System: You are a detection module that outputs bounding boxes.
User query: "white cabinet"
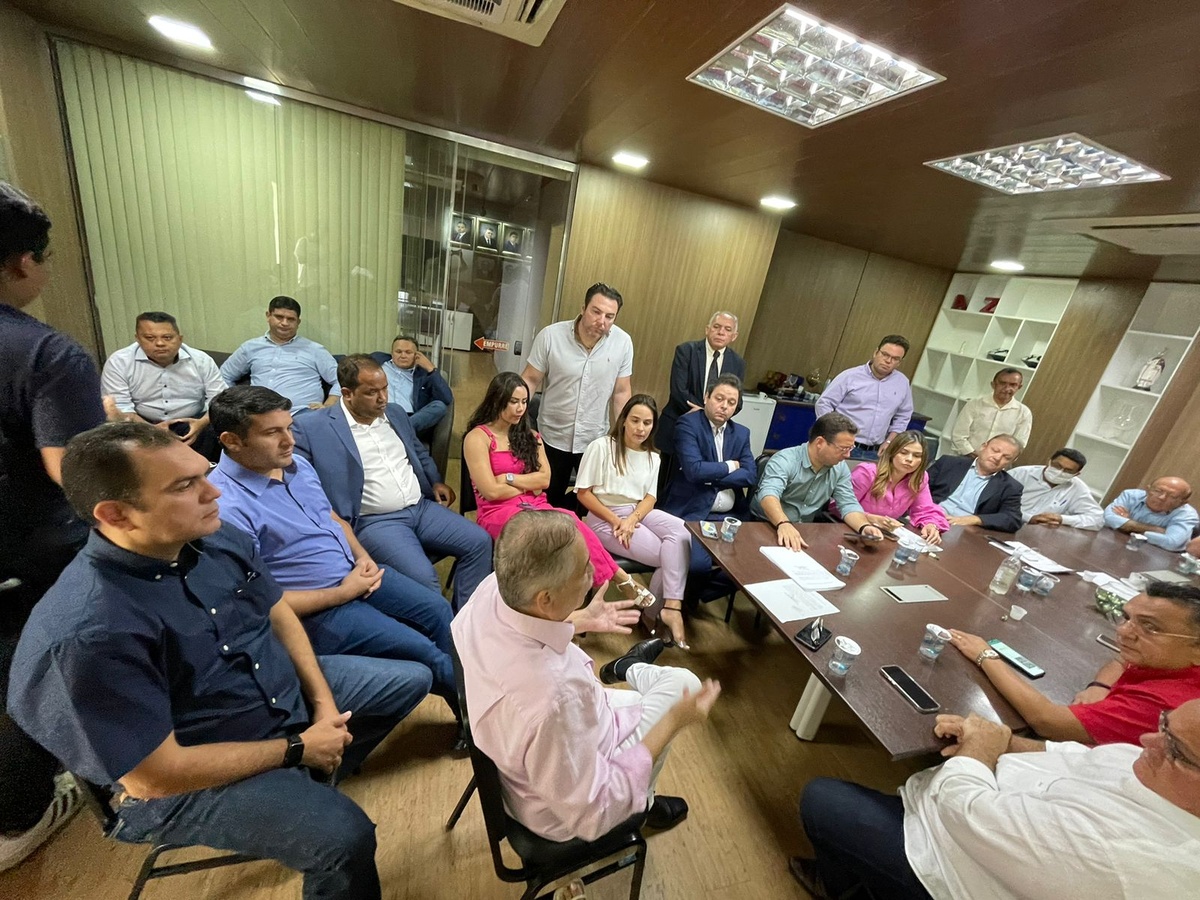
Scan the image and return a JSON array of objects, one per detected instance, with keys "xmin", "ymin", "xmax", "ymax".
[{"xmin": 912, "ymin": 273, "xmax": 1078, "ymax": 454}]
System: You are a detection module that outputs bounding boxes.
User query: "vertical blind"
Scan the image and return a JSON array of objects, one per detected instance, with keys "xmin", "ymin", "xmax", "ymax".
[{"xmin": 56, "ymin": 42, "xmax": 405, "ymax": 356}]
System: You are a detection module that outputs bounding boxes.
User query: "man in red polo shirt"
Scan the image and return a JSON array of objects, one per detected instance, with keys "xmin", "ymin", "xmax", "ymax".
[{"xmin": 948, "ymin": 581, "xmax": 1200, "ymax": 744}]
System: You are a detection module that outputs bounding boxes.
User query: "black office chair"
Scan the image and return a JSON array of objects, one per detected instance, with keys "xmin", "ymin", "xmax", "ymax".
[
  {"xmin": 444, "ymin": 648, "xmax": 648, "ymax": 899},
  {"xmin": 79, "ymin": 780, "xmax": 261, "ymax": 900}
]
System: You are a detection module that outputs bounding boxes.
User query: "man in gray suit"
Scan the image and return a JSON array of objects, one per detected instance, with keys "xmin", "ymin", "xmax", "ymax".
[{"xmin": 658, "ymin": 312, "xmax": 746, "ymax": 495}]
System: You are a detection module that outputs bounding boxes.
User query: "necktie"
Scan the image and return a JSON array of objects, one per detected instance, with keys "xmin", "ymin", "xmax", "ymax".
[{"xmin": 707, "ymin": 350, "xmax": 720, "ymax": 392}]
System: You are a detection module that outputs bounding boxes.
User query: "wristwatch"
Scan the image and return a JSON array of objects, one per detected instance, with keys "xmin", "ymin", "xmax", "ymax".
[
  {"xmin": 975, "ymin": 648, "xmax": 1000, "ymax": 668},
  {"xmin": 505, "ymin": 473, "xmax": 515, "ymax": 485},
  {"xmin": 282, "ymin": 733, "xmax": 305, "ymax": 768}
]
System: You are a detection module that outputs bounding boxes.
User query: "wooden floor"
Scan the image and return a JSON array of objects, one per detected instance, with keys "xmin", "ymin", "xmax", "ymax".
[{"xmin": 0, "ymin": 357, "xmax": 937, "ymax": 898}]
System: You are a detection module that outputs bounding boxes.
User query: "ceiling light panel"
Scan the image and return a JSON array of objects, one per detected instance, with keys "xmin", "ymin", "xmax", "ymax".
[
  {"xmin": 688, "ymin": 5, "xmax": 944, "ymax": 129},
  {"xmin": 926, "ymin": 133, "xmax": 1168, "ymax": 195},
  {"xmin": 148, "ymin": 16, "xmax": 213, "ymax": 50}
]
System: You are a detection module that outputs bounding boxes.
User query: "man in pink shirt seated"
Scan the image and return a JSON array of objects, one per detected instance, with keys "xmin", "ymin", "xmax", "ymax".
[
  {"xmin": 452, "ymin": 510, "xmax": 721, "ymax": 842},
  {"xmin": 948, "ymin": 581, "xmax": 1200, "ymax": 744}
]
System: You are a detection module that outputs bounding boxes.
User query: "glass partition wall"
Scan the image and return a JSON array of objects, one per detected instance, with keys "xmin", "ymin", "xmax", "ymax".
[{"xmin": 54, "ymin": 39, "xmax": 572, "ymax": 463}]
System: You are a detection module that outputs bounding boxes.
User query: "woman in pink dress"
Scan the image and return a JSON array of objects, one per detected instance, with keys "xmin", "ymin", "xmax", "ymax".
[
  {"xmin": 463, "ymin": 372, "xmax": 655, "ymax": 605},
  {"xmin": 831, "ymin": 430, "xmax": 949, "ymax": 543}
]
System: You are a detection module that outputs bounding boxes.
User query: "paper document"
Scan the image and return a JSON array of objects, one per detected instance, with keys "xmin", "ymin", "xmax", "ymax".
[
  {"xmin": 759, "ymin": 546, "xmax": 846, "ymax": 591},
  {"xmin": 745, "ymin": 579, "xmax": 840, "ymax": 622},
  {"xmin": 989, "ymin": 540, "xmax": 1073, "ymax": 574}
]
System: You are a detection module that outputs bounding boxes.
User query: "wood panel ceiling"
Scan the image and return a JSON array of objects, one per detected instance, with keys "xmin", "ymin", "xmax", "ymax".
[{"xmin": 13, "ymin": 0, "xmax": 1200, "ymax": 279}]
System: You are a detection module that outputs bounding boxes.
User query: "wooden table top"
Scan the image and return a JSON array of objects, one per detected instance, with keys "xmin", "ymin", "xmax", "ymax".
[{"xmin": 688, "ymin": 520, "xmax": 1196, "ymax": 760}]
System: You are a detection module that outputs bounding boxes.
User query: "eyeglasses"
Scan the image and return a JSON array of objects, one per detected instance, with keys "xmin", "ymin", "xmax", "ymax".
[
  {"xmin": 875, "ymin": 350, "xmax": 905, "ymax": 363},
  {"xmin": 1116, "ymin": 609, "xmax": 1200, "ymax": 641},
  {"xmin": 1147, "ymin": 488, "xmax": 1185, "ymax": 500},
  {"xmin": 1159, "ymin": 710, "xmax": 1200, "ymax": 769}
]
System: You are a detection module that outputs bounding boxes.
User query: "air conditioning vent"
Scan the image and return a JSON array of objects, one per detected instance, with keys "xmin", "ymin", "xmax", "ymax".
[
  {"xmin": 395, "ymin": 0, "xmax": 567, "ymax": 45},
  {"xmin": 1046, "ymin": 214, "xmax": 1200, "ymax": 256}
]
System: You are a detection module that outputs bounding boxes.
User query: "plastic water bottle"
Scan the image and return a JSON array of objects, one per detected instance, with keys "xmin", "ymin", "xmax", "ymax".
[{"xmin": 989, "ymin": 550, "xmax": 1024, "ymax": 595}]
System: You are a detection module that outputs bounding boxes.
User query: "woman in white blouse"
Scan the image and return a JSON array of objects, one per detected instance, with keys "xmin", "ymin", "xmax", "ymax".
[{"xmin": 576, "ymin": 394, "xmax": 693, "ymax": 649}]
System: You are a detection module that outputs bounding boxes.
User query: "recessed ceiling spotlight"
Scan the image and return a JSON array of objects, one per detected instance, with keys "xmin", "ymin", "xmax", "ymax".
[
  {"xmin": 989, "ymin": 260, "xmax": 1025, "ymax": 272},
  {"xmin": 148, "ymin": 15, "xmax": 213, "ymax": 50},
  {"xmin": 688, "ymin": 4, "xmax": 944, "ymax": 129},
  {"xmin": 760, "ymin": 195, "xmax": 797, "ymax": 211},
  {"xmin": 243, "ymin": 76, "xmax": 283, "ymax": 96},
  {"xmin": 926, "ymin": 133, "xmax": 1168, "ymax": 195},
  {"xmin": 612, "ymin": 151, "xmax": 649, "ymax": 170},
  {"xmin": 245, "ymin": 90, "xmax": 281, "ymax": 106}
]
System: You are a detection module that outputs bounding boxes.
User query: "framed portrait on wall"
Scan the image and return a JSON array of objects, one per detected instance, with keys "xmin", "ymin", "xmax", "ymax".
[
  {"xmin": 476, "ymin": 219, "xmax": 500, "ymax": 252},
  {"xmin": 450, "ymin": 217, "xmax": 473, "ymax": 245},
  {"xmin": 502, "ymin": 228, "xmax": 523, "ymax": 255}
]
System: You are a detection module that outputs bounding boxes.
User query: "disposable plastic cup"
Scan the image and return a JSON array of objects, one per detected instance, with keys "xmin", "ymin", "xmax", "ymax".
[
  {"xmin": 919, "ymin": 624, "xmax": 951, "ymax": 659},
  {"xmin": 1016, "ymin": 566, "xmax": 1039, "ymax": 592},
  {"xmin": 1009, "ymin": 604, "xmax": 1027, "ymax": 621},
  {"xmin": 835, "ymin": 547, "xmax": 860, "ymax": 577},
  {"xmin": 827, "ymin": 637, "xmax": 861, "ymax": 675},
  {"xmin": 1033, "ymin": 574, "xmax": 1059, "ymax": 597},
  {"xmin": 720, "ymin": 517, "xmax": 742, "ymax": 543}
]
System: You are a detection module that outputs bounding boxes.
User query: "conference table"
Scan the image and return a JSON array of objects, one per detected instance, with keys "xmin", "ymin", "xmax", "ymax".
[{"xmin": 687, "ymin": 520, "xmax": 1194, "ymax": 760}]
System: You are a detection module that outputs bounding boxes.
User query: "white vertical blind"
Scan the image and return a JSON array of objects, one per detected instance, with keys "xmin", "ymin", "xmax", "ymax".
[{"xmin": 57, "ymin": 42, "xmax": 405, "ymax": 356}]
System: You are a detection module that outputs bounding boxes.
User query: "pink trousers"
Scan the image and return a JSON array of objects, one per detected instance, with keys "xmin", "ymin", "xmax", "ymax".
[{"xmin": 585, "ymin": 507, "xmax": 692, "ymax": 600}]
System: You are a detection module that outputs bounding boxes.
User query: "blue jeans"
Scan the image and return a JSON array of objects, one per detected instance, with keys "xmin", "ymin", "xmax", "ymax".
[
  {"xmin": 302, "ymin": 565, "xmax": 456, "ymax": 709},
  {"xmin": 408, "ymin": 400, "xmax": 448, "ymax": 436},
  {"xmin": 357, "ymin": 499, "xmax": 492, "ymax": 611},
  {"xmin": 799, "ymin": 777, "xmax": 931, "ymax": 900},
  {"xmin": 849, "ymin": 444, "xmax": 880, "ymax": 461},
  {"xmin": 112, "ymin": 655, "xmax": 431, "ymax": 900}
]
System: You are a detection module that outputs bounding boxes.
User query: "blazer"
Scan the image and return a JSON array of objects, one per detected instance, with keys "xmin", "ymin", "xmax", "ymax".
[
  {"xmin": 659, "ymin": 340, "xmax": 746, "ymax": 448},
  {"xmin": 661, "ymin": 409, "xmax": 757, "ymax": 520},
  {"xmin": 926, "ymin": 454, "xmax": 1024, "ymax": 533},
  {"xmin": 369, "ymin": 352, "xmax": 453, "ymax": 415},
  {"xmin": 291, "ymin": 402, "xmax": 442, "ymax": 522}
]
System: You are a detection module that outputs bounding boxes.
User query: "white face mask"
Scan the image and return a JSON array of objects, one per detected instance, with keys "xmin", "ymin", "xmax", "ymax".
[{"xmin": 1044, "ymin": 466, "xmax": 1077, "ymax": 485}]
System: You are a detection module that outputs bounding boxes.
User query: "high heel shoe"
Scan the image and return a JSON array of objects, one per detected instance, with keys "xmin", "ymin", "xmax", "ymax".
[
  {"xmin": 616, "ymin": 575, "xmax": 656, "ymax": 609},
  {"xmin": 659, "ymin": 600, "xmax": 690, "ymax": 651}
]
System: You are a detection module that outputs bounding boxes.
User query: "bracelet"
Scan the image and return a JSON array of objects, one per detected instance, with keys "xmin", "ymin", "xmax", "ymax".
[
  {"xmin": 856, "ymin": 523, "xmax": 871, "ymax": 534},
  {"xmin": 775, "ymin": 520, "xmax": 790, "ymax": 530},
  {"xmin": 1086, "ymin": 681, "xmax": 1111, "ymax": 690}
]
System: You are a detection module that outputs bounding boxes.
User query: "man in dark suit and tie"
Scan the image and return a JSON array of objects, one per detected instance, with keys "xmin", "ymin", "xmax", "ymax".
[
  {"xmin": 291, "ymin": 354, "xmax": 492, "ymax": 611},
  {"xmin": 662, "ymin": 374, "xmax": 757, "ymax": 522},
  {"xmin": 927, "ymin": 434, "xmax": 1025, "ymax": 533},
  {"xmin": 658, "ymin": 312, "xmax": 746, "ymax": 495}
]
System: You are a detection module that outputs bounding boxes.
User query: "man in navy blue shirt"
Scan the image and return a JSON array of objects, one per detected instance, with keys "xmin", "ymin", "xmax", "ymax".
[
  {"xmin": 7, "ymin": 423, "xmax": 429, "ymax": 898},
  {"xmin": 207, "ymin": 386, "xmax": 459, "ymax": 729},
  {"xmin": 0, "ymin": 182, "xmax": 105, "ymax": 869}
]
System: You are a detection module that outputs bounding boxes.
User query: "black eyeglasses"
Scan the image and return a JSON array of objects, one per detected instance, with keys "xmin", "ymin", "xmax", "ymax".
[{"xmin": 1159, "ymin": 709, "xmax": 1200, "ymax": 769}]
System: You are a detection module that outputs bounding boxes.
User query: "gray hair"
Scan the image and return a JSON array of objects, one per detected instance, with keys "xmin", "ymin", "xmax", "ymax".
[
  {"xmin": 708, "ymin": 310, "xmax": 739, "ymax": 329},
  {"xmin": 985, "ymin": 433, "xmax": 1023, "ymax": 455},
  {"xmin": 495, "ymin": 511, "xmax": 584, "ymax": 611}
]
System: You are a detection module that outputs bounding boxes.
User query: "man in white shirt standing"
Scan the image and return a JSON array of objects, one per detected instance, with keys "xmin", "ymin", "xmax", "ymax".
[
  {"xmin": 948, "ymin": 367, "xmax": 1032, "ymax": 456},
  {"xmin": 521, "ymin": 283, "xmax": 634, "ymax": 512},
  {"xmin": 101, "ymin": 311, "xmax": 225, "ymax": 459},
  {"xmin": 1010, "ymin": 447, "xmax": 1105, "ymax": 530},
  {"xmin": 791, "ymin": 701, "xmax": 1200, "ymax": 900}
]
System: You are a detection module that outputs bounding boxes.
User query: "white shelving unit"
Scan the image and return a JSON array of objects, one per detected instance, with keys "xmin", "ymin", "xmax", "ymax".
[
  {"xmin": 1066, "ymin": 283, "xmax": 1200, "ymax": 499},
  {"xmin": 913, "ymin": 273, "xmax": 1078, "ymax": 454}
]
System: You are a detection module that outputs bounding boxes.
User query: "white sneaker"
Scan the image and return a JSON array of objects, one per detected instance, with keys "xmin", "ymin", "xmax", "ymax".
[{"xmin": 0, "ymin": 772, "xmax": 83, "ymax": 873}]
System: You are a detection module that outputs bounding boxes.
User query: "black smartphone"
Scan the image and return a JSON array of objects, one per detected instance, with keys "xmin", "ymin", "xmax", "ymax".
[{"xmin": 880, "ymin": 665, "xmax": 940, "ymax": 713}]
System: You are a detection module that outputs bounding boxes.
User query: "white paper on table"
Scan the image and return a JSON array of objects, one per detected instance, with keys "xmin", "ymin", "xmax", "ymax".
[
  {"xmin": 744, "ymin": 579, "xmax": 840, "ymax": 622},
  {"xmin": 988, "ymin": 539, "xmax": 1073, "ymax": 574},
  {"xmin": 759, "ymin": 545, "xmax": 846, "ymax": 591},
  {"xmin": 1080, "ymin": 572, "xmax": 1139, "ymax": 600}
]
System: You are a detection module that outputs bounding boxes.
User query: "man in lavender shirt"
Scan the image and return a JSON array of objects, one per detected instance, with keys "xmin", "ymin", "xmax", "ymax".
[
  {"xmin": 816, "ymin": 335, "xmax": 914, "ymax": 460},
  {"xmin": 452, "ymin": 510, "xmax": 721, "ymax": 843}
]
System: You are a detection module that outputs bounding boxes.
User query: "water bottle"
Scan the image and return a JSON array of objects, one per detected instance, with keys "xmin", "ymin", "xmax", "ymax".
[{"xmin": 989, "ymin": 550, "xmax": 1023, "ymax": 595}]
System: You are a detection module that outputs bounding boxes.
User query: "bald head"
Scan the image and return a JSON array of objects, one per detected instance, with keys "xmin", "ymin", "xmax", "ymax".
[{"xmin": 1146, "ymin": 477, "xmax": 1193, "ymax": 514}]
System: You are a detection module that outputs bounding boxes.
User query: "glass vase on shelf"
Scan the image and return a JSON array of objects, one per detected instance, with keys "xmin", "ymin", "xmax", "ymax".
[
  {"xmin": 1133, "ymin": 349, "xmax": 1167, "ymax": 391},
  {"xmin": 1100, "ymin": 401, "xmax": 1137, "ymax": 442}
]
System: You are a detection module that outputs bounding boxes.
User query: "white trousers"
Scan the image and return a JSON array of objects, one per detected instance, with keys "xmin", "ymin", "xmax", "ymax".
[{"xmin": 606, "ymin": 663, "xmax": 702, "ymax": 801}]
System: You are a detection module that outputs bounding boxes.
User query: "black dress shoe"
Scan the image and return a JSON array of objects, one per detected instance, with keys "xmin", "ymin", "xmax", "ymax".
[
  {"xmin": 598, "ymin": 638, "xmax": 665, "ymax": 684},
  {"xmin": 643, "ymin": 795, "xmax": 688, "ymax": 831},
  {"xmin": 788, "ymin": 856, "xmax": 846, "ymax": 900}
]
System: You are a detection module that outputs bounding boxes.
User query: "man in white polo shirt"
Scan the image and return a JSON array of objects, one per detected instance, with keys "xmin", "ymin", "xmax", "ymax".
[
  {"xmin": 101, "ymin": 310, "xmax": 225, "ymax": 459},
  {"xmin": 521, "ymin": 283, "xmax": 634, "ymax": 512}
]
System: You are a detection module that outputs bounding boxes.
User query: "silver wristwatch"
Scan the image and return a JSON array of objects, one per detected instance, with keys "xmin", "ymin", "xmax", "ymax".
[
  {"xmin": 975, "ymin": 648, "xmax": 1000, "ymax": 668},
  {"xmin": 505, "ymin": 473, "xmax": 515, "ymax": 485}
]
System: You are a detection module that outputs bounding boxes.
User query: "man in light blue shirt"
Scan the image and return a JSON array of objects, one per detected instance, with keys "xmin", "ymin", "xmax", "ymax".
[
  {"xmin": 815, "ymin": 335, "xmax": 914, "ymax": 460},
  {"xmin": 752, "ymin": 412, "xmax": 883, "ymax": 551},
  {"xmin": 381, "ymin": 335, "xmax": 452, "ymax": 438},
  {"xmin": 220, "ymin": 296, "xmax": 339, "ymax": 410},
  {"xmin": 1104, "ymin": 477, "xmax": 1198, "ymax": 551}
]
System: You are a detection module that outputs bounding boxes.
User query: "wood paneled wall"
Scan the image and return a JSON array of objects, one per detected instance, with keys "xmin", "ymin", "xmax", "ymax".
[
  {"xmin": 1113, "ymin": 337, "xmax": 1200, "ymax": 501},
  {"xmin": 0, "ymin": 7, "xmax": 99, "ymax": 354},
  {"xmin": 560, "ymin": 165, "xmax": 779, "ymax": 399},
  {"xmin": 744, "ymin": 229, "xmax": 950, "ymax": 388},
  {"xmin": 1020, "ymin": 279, "xmax": 1147, "ymax": 466}
]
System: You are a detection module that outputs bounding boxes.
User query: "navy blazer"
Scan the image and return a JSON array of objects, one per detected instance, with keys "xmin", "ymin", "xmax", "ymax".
[
  {"xmin": 658, "ymin": 340, "xmax": 747, "ymax": 449},
  {"xmin": 661, "ymin": 409, "xmax": 757, "ymax": 520},
  {"xmin": 291, "ymin": 403, "xmax": 442, "ymax": 522},
  {"xmin": 368, "ymin": 352, "xmax": 453, "ymax": 415},
  {"xmin": 927, "ymin": 454, "xmax": 1024, "ymax": 533}
]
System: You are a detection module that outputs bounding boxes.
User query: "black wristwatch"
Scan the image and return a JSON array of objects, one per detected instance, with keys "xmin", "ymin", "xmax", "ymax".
[{"xmin": 282, "ymin": 733, "xmax": 305, "ymax": 768}]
